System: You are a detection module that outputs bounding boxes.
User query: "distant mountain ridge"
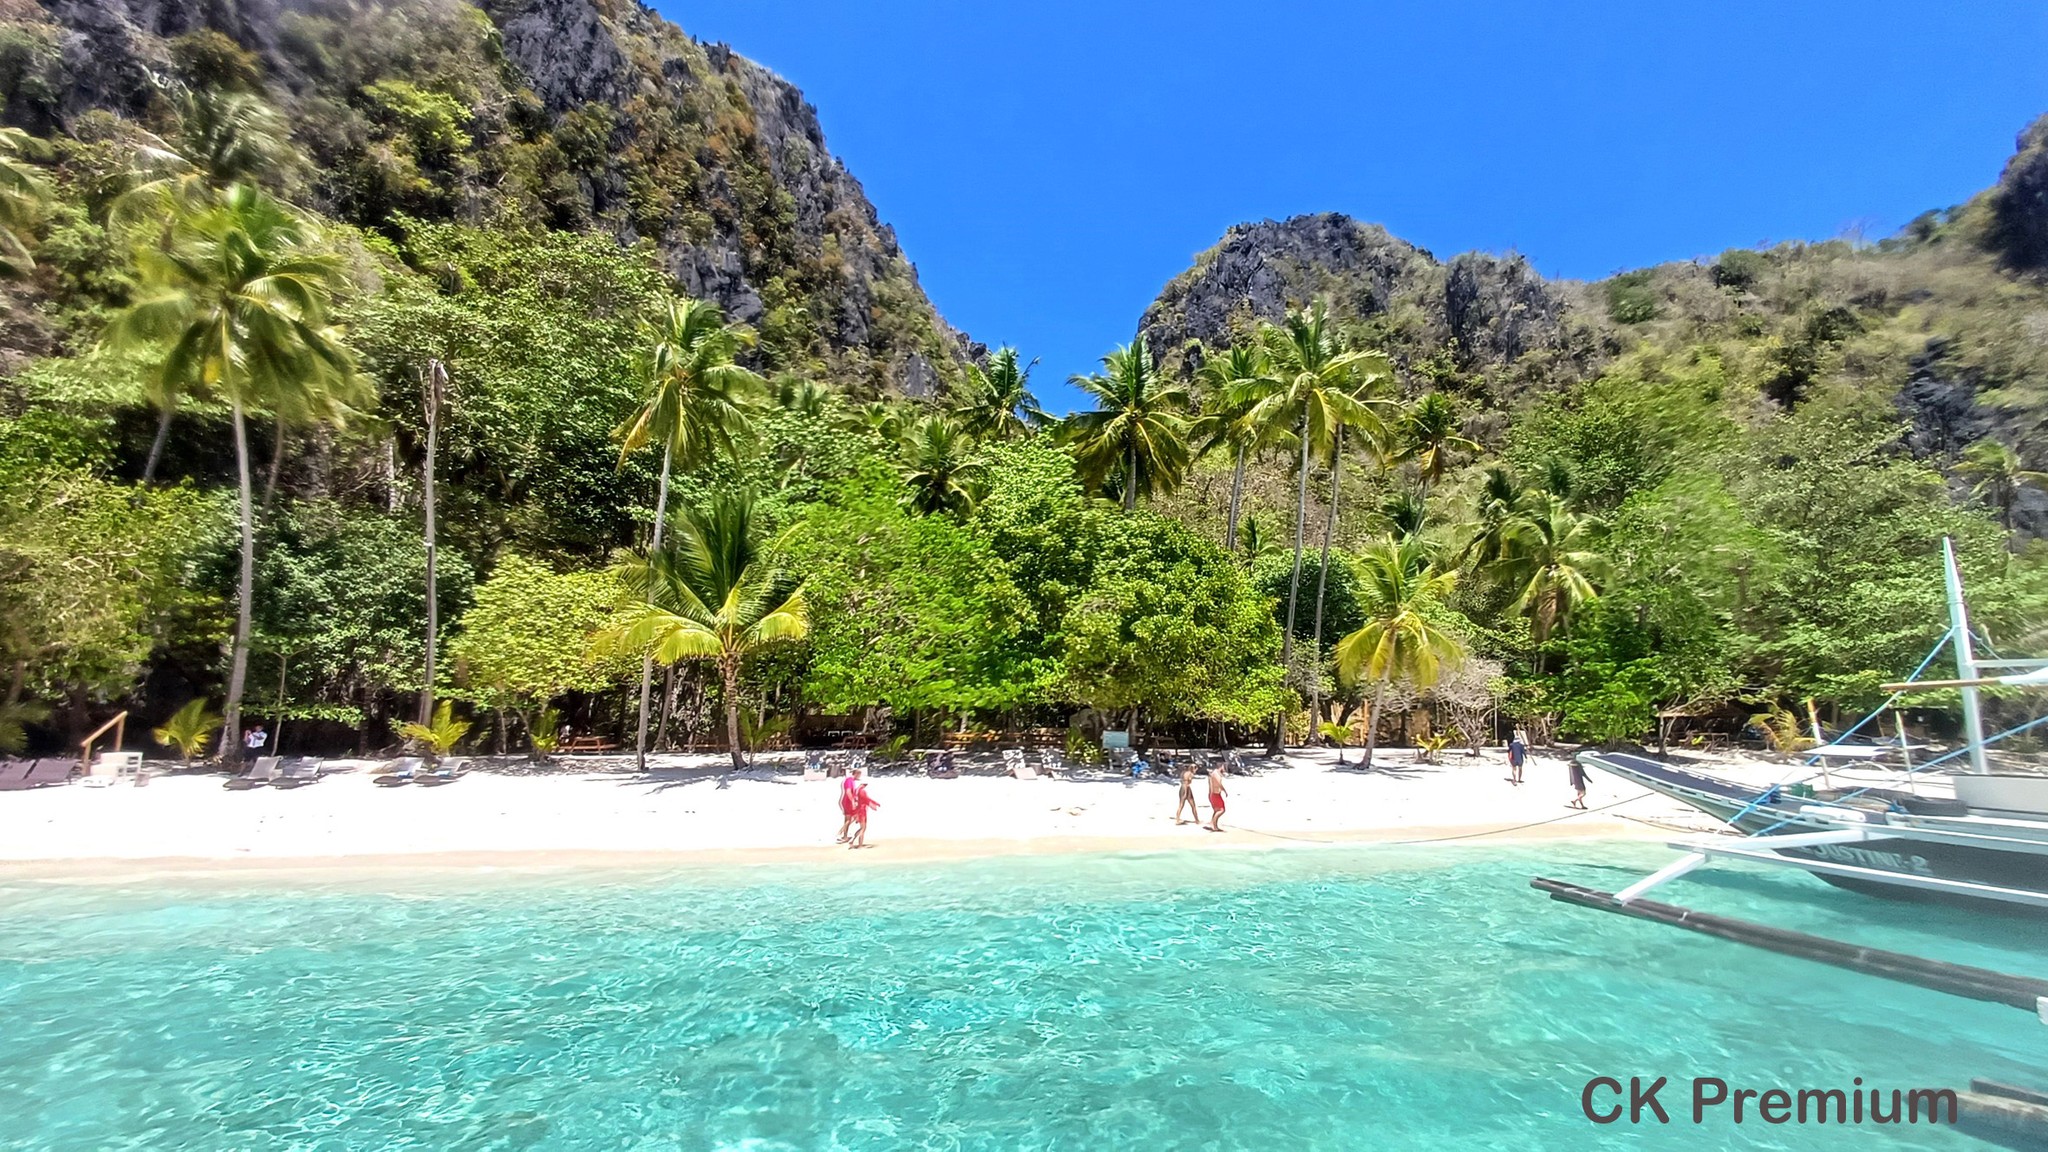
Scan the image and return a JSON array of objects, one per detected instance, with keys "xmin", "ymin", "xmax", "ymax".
[
  {"xmin": 1138, "ymin": 115, "xmax": 2048, "ymax": 531},
  {"xmin": 14, "ymin": 0, "xmax": 974, "ymax": 394}
]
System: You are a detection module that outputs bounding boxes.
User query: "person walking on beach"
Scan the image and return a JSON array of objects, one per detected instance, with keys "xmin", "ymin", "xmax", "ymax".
[
  {"xmin": 1506, "ymin": 729, "xmax": 1527, "ymax": 786},
  {"xmin": 1206, "ymin": 761, "xmax": 1228, "ymax": 832},
  {"xmin": 243, "ymin": 724, "xmax": 268, "ymax": 760},
  {"xmin": 848, "ymin": 767, "xmax": 881, "ymax": 849},
  {"xmin": 837, "ymin": 766, "xmax": 862, "ymax": 843},
  {"xmin": 1174, "ymin": 760, "xmax": 1203, "ymax": 825},
  {"xmin": 1566, "ymin": 757, "xmax": 1588, "ymax": 810}
]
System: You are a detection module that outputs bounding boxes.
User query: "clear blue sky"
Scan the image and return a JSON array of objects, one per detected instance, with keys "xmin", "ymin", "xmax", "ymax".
[{"xmin": 660, "ymin": 0, "xmax": 2048, "ymax": 413}]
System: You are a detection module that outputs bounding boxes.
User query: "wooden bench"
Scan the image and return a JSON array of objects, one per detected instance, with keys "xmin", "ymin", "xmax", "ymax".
[{"xmin": 561, "ymin": 736, "xmax": 618, "ymax": 753}]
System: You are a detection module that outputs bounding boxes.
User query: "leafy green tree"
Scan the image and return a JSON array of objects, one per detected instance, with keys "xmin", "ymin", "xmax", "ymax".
[
  {"xmin": 956, "ymin": 347, "xmax": 1044, "ymax": 440},
  {"xmin": 1336, "ymin": 536, "xmax": 1465, "ymax": 768},
  {"xmin": 103, "ymin": 184, "xmax": 364, "ymax": 760},
  {"xmin": 899, "ymin": 413, "xmax": 986, "ymax": 517},
  {"xmin": 782, "ymin": 472, "xmax": 1032, "ymax": 716},
  {"xmin": 607, "ymin": 493, "xmax": 808, "ymax": 771},
  {"xmin": 447, "ymin": 554, "xmax": 628, "ymax": 757},
  {"xmin": 1062, "ymin": 338, "xmax": 1192, "ymax": 510},
  {"xmin": 245, "ymin": 502, "xmax": 475, "ymax": 745},
  {"xmin": 346, "ymin": 220, "xmax": 674, "ymax": 559},
  {"xmin": 0, "ymin": 460, "xmax": 227, "ymax": 726},
  {"xmin": 1058, "ymin": 513, "xmax": 1289, "ymax": 735},
  {"xmin": 615, "ymin": 296, "xmax": 762, "ymax": 768},
  {"xmin": 1955, "ymin": 438, "xmax": 2047, "ymax": 532}
]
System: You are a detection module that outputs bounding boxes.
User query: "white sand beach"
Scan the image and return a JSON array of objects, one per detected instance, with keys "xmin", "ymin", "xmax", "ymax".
[{"xmin": 0, "ymin": 747, "xmax": 1873, "ymax": 874}]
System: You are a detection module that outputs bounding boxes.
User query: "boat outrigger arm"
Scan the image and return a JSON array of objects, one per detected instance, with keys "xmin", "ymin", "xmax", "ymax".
[{"xmin": 1612, "ymin": 828, "xmax": 2048, "ymax": 912}]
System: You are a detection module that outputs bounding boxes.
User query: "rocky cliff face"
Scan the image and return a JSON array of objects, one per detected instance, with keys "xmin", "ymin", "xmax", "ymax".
[
  {"xmin": 1987, "ymin": 114, "xmax": 2048, "ymax": 274},
  {"xmin": 13, "ymin": 0, "xmax": 973, "ymax": 394},
  {"xmin": 1139, "ymin": 212, "xmax": 1606, "ymax": 394}
]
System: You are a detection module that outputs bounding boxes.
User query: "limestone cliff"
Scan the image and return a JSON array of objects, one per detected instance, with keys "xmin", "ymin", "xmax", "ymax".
[{"xmin": 11, "ymin": 0, "xmax": 972, "ymax": 394}]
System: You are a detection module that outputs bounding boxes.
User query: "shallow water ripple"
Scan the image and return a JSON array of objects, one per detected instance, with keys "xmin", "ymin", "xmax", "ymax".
[{"xmin": 0, "ymin": 844, "xmax": 2041, "ymax": 1149}]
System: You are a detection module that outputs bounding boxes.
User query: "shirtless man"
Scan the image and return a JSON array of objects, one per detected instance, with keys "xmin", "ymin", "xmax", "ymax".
[
  {"xmin": 1206, "ymin": 762, "xmax": 1228, "ymax": 832},
  {"xmin": 1174, "ymin": 760, "xmax": 1203, "ymax": 825}
]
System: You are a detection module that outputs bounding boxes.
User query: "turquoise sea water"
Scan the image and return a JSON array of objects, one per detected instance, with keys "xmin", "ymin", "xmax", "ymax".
[{"xmin": 1, "ymin": 842, "xmax": 2042, "ymax": 1150}]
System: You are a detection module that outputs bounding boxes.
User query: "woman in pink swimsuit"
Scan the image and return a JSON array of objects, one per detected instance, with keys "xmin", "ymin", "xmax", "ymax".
[
  {"xmin": 847, "ymin": 768, "xmax": 881, "ymax": 849},
  {"xmin": 837, "ymin": 769, "xmax": 862, "ymax": 843}
]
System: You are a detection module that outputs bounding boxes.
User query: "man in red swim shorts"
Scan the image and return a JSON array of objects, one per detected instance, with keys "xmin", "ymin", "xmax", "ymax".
[{"xmin": 1206, "ymin": 761, "xmax": 1227, "ymax": 832}]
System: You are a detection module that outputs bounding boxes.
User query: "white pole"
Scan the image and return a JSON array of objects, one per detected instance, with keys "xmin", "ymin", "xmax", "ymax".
[{"xmin": 1942, "ymin": 537, "xmax": 1990, "ymax": 774}]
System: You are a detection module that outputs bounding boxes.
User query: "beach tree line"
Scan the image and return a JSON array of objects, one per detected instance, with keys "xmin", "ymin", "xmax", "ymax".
[{"xmin": 4, "ymin": 77, "xmax": 2048, "ymax": 764}]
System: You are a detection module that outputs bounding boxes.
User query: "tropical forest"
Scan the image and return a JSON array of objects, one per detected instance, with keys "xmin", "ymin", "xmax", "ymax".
[{"xmin": 7, "ymin": 0, "xmax": 2048, "ymax": 767}]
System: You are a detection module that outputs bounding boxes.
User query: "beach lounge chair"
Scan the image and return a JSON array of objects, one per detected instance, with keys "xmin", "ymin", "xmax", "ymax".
[
  {"xmin": 802, "ymin": 750, "xmax": 827, "ymax": 781},
  {"xmin": 226, "ymin": 756, "xmax": 281, "ymax": 790},
  {"xmin": 927, "ymin": 750, "xmax": 959, "ymax": 779},
  {"xmin": 272, "ymin": 758, "xmax": 325, "ymax": 787},
  {"xmin": 0, "ymin": 759, "xmax": 34, "ymax": 791},
  {"xmin": 1005, "ymin": 749, "xmax": 1038, "ymax": 780},
  {"xmin": 416, "ymin": 757, "xmax": 468, "ymax": 786},
  {"xmin": 373, "ymin": 756, "xmax": 423, "ymax": 786},
  {"xmin": 22, "ymin": 760, "xmax": 73, "ymax": 788}
]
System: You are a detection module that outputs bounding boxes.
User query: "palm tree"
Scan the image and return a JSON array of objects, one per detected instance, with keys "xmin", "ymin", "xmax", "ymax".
[
  {"xmin": 1062, "ymin": 338, "xmax": 1192, "ymax": 510},
  {"xmin": 0, "ymin": 127, "xmax": 50, "ymax": 279},
  {"xmin": 1460, "ymin": 465, "xmax": 1526, "ymax": 567},
  {"xmin": 1239, "ymin": 513, "xmax": 1279, "ymax": 560},
  {"xmin": 1233, "ymin": 302, "xmax": 1388, "ymax": 746},
  {"xmin": 772, "ymin": 374, "xmax": 829, "ymax": 419},
  {"xmin": 1303, "ymin": 363, "xmax": 1396, "ymax": 738},
  {"xmin": 1496, "ymin": 494, "xmax": 1604, "ymax": 673},
  {"xmin": 956, "ymin": 347, "xmax": 1045, "ymax": 440},
  {"xmin": 105, "ymin": 184, "xmax": 362, "ymax": 761},
  {"xmin": 1379, "ymin": 488, "xmax": 1428, "ymax": 542},
  {"xmin": 1956, "ymin": 439, "xmax": 2048, "ymax": 531},
  {"xmin": 116, "ymin": 87, "xmax": 295, "ymax": 225},
  {"xmin": 609, "ymin": 494, "xmax": 808, "ymax": 772},
  {"xmin": 1190, "ymin": 343, "xmax": 1284, "ymax": 553},
  {"xmin": 1398, "ymin": 392, "xmax": 1481, "ymax": 490},
  {"xmin": 900, "ymin": 414, "xmax": 987, "ymax": 516},
  {"xmin": 850, "ymin": 399, "xmax": 910, "ymax": 445},
  {"xmin": 616, "ymin": 295, "xmax": 763, "ymax": 769},
  {"xmin": 118, "ymin": 88, "xmax": 300, "ymax": 485},
  {"xmin": 1335, "ymin": 537, "xmax": 1465, "ymax": 769}
]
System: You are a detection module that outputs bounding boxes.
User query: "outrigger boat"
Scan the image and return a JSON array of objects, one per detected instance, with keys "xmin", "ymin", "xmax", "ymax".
[{"xmin": 1581, "ymin": 540, "xmax": 2048, "ymax": 916}]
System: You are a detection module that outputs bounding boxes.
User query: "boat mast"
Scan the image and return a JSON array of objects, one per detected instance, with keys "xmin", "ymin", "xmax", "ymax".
[{"xmin": 1943, "ymin": 537, "xmax": 1991, "ymax": 774}]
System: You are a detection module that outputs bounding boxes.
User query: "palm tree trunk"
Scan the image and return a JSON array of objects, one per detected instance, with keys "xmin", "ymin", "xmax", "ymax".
[
  {"xmin": 1224, "ymin": 444, "xmax": 1246, "ymax": 553},
  {"xmin": 1273, "ymin": 407, "xmax": 1312, "ymax": 753},
  {"xmin": 222, "ymin": 398, "xmax": 256, "ymax": 764},
  {"xmin": 1124, "ymin": 438, "xmax": 1137, "ymax": 511},
  {"xmin": 262, "ymin": 412, "xmax": 286, "ymax": 510},
  {"xmin": 1362, "ymin": 675, "xmax": 1388, "ymax": 770},
  {"xmin": 721, "ymin": 655, "xmax": 744, "ymax": 773},
  {"xmin": 655, "ymin": 664, "xmax": 677, "ymax": 750},
  {"xmin": 635, "ymin": 441, "xmax": 674, "ymax": 770},
  {"xmin": 141, "ymin": 406, "xmax": 173, "ymax": 486},
  {"xmin": 1307, "ymin": 427, "xmax": 1345, "ymax": 742}
]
